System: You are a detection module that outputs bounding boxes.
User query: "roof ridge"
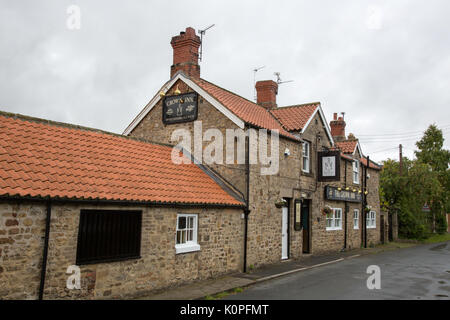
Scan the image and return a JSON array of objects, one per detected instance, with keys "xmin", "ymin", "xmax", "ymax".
[
  {"xmin": 0, "ymin": 110, "xmax": 175, "ymax": 149},
  {"xmin": 276, "ymin": 102, "xmax": 321, "ymax": 110}
]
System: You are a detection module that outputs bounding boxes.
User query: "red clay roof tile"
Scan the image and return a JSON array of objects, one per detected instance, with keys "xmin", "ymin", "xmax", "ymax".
[
  {"xmin": 192, "ymin": 78, "xmax": 298, "ymax": 140},
  {"xmin": 360, "ymin": 157, "xmax": 382, "ymax": 170},
  {"xmin": 336, "ymin": 140, "xmax": 358, "ymax": 154},
  {"xmin": 0, "ymin": 113, "xmax": 243, "ymax": 206},
  {"xmin": 269, "ymin": 103, "xmax": 320, "ymax": 132}
]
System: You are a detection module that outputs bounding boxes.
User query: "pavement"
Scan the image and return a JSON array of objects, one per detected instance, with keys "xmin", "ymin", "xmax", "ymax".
[{"xmin": 136, "ymin": 242, "xmax": 417, "ymax": 300}]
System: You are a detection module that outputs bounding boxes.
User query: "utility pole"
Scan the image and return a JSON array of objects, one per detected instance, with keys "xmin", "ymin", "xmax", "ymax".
[{"xmin": 399, "ymin": 144, "xmax": 403, "ymax": 175}]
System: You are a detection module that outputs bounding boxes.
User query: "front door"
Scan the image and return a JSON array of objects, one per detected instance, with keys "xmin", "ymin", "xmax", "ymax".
[
  {"xmin": 281, "ymin": 206, "xmax": 289, "ymax": 260},
  {"xmin": 301, "ymin": 200, "xmax": 311, "ymax": 253}
]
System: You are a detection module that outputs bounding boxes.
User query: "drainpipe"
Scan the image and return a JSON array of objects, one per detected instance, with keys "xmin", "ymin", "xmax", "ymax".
[
  {"xmin": 39, "ymin": 200, "xmax": 52, "ymax": 300},
  {"xmin": 243, "ymin": 129, "xmax": 251, "ymax": 273},
  {"xmin": 342, "ymin": 159, "xmax": 348, "ymax": 251}
]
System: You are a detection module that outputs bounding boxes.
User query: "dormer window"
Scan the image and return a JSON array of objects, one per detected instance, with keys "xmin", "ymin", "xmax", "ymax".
[{"xmin": 353, "ymin": 160, "xmax": 360, "ymax": 184}]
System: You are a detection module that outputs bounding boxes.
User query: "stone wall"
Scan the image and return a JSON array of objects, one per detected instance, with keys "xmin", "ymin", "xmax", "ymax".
[
  {"xmin": 246, "ymin": 135, "xmax": 303, "ymax": 267},
  {"xmin": 0, "ymin": 201, "xmax": 243, "ymax": 300},
  {"xmin": 0, "ymin": 201, "xmax": 46, "ymax": 299}
]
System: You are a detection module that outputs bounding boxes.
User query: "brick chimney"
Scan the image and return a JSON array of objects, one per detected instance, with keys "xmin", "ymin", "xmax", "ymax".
[
  {"xmin": 170, "ymin": 27, "xmax": 201, "ymax": 78},
  {"xmin": 255, "ymin": 80, "xmax": 278, "ymax": 109},
  {"xmin": 330, "ymin": 113, "xmax": 346, "ymax": 141}
]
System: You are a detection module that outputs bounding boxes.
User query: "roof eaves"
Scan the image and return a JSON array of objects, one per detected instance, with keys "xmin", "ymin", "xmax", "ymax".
[{"xmin": 0, "ymin": 194, "xmax": 246, "ymax": 208}]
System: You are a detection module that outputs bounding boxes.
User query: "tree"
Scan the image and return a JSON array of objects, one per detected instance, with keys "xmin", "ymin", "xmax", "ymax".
[
  {"xmin": 380, "ymin": 158, "xmax": 442, "ymax": 239},
  {"xmin": 415, "ymin": 124, "xmax": 450, "ymax": 173},
  {"xmin": 415, "ymin": 124, "xmax": 450, "ymax": 233}
]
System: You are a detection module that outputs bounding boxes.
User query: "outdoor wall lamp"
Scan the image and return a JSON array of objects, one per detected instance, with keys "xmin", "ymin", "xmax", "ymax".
[{"xmin": 284, "ymin": 148, "xmax": 290, "ymax": 157}]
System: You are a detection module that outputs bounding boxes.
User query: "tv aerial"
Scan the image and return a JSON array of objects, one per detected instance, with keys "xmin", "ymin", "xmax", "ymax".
[
  {"xmin": 253, "ymin": 65, "xmax": 265, "ymax": 101},
  {"xmin": 198, "ymin": 24, "xmax": 215, "ymax": 62},
  {"xmin": 274, "ymin": 72, "xmax": 294, "ymax": 85}
]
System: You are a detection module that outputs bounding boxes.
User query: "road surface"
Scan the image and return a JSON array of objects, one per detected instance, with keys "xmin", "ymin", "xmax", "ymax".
[{"xmin": 226, "ymin": 242, "xmax": 450, "ymax": 300}]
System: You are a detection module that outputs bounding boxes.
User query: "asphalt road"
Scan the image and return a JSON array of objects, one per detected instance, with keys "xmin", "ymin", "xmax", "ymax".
[{"xmin": 226, "ymin": 242, "xmax": 450, "ymax": 300}]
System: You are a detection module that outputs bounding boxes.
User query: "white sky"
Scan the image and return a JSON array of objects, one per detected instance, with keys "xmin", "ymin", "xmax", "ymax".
[{"xmin": 1, "ymin": 0, "xmax": 449, "ymax": 163}]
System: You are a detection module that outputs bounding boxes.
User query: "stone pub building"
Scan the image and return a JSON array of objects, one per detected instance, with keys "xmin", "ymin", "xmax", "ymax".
[{"xmin": 0, "ymin": 27, "xmax": 383, "ymax": 299}]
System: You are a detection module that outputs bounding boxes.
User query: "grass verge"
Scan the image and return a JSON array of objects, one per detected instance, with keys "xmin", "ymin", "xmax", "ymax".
[
  {"xmin": 203, "ymin": 287, "xmax": 244, "ymax": 300},
  {"xmin": 420, "ymin": 233, "xmax": 450, "ymax": 244}
]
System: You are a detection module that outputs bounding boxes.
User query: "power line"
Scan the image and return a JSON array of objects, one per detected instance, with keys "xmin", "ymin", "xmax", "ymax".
[
  {"xmin": 359, "ymin": 129, "xmax": 450, "ymax": 143},
  {"xmin": 356, "ymin": 124, "xmax": 450, "ymax": 137},
  {"xmin": 369, "ymin": 146, "xmax": 399, "ymax": 154}
]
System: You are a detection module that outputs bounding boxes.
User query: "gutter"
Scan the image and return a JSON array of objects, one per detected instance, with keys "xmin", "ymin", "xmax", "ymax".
[
  {"xmin": 38, "ymin": 200, "xmax": 51, "ymax": 300},
  {"xmin": 0, "ymin": 195, "xmax": 245, "ymax": 210}
]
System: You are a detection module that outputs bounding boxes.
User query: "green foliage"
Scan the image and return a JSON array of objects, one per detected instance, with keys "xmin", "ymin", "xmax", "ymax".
[
  {"xmin": 415, "ymin": 124, "xmax": 450, "ymax": 173},
  {"xmin": 415, "ymin": 124, "xmax": 450, "ymax": 234},
  {"xmin": 380, "ymin": 124, "xmax": 449, "ymax": 239}
]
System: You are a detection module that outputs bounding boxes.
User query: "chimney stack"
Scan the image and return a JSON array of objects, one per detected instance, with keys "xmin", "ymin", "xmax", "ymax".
[
  {"xmin": 255, "ymin": 80, "xmax": 278, "ymax": 109},
  {"xmin": 330, "ymin": 113, "xmax": 346, "ymax": 141},
  {"xmin": 170, "ymin": 27, "xmax": 201, "ymax": 78}
]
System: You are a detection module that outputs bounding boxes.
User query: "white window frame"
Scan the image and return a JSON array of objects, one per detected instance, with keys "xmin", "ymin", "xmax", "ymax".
[
  {"xmin": 326, "ymin": 208, "xmax": 343, "ymax": 231},
  {"xmin": 366, "ymin": 211, "xmax": 376, "ymax": 229},
  {"xmin": 353, "ymin": 209, "xmax": 359, "ymax": 229},
  {"xmin": 353, "ymin": 160, "xmax": 360, "ymax": 184},
  {"xmin": 302, "ymin": 141, "xmax": 310, "ymax": 173},
  {"xmin": 175, "ymin": 213, "xmax": 200, "ymax": 254}
]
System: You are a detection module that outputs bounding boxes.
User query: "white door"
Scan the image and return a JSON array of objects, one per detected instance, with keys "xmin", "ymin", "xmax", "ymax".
[{"xmin": 281, "ymin": 206, "xmax": 288, "ymax": 260}]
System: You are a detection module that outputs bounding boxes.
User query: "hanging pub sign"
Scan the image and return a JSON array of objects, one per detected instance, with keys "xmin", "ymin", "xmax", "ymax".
[
  {"xmin": 162, "ymin": 92, "xmax": 198, "ymax": 124},
  {"xmin": 325, "ymin": 186, "xmax": 362, "ymax": 203},
  {"xmin": 318, "ymin": 150, "xmax": 340, "ymax": 181}
]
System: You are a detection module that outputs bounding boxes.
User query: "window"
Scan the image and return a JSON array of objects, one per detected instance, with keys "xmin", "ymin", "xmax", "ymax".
[
  {"xmin": 76, "ymin": 210, "xmax": 142, "ymax": 265},
  {"xmin": 176, "ymin": 214, "xmax": 200, "ymax": 254},
  {"xmin": 353, "ymin": 160, "xmax": 360, "ymax": 184},
  {"xmin": 326, "ymin": 208, "xmax": 342, "ymax": 230},
  {"xmin": 353, "ymin": 209, "xmax": 359, "ymax": 229},
  {"xmin": 366, "ymin": 211, "xmax": 376, "ymax": 228},
  {"xmin": 302, "ymin": 141, "xmax": 310, "ymax": 173}
]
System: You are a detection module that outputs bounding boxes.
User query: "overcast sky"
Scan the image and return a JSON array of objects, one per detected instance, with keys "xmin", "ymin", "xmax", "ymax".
[{"xmin": 1, "ymin": 0, "xmax": 449, "ymax": 163}]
